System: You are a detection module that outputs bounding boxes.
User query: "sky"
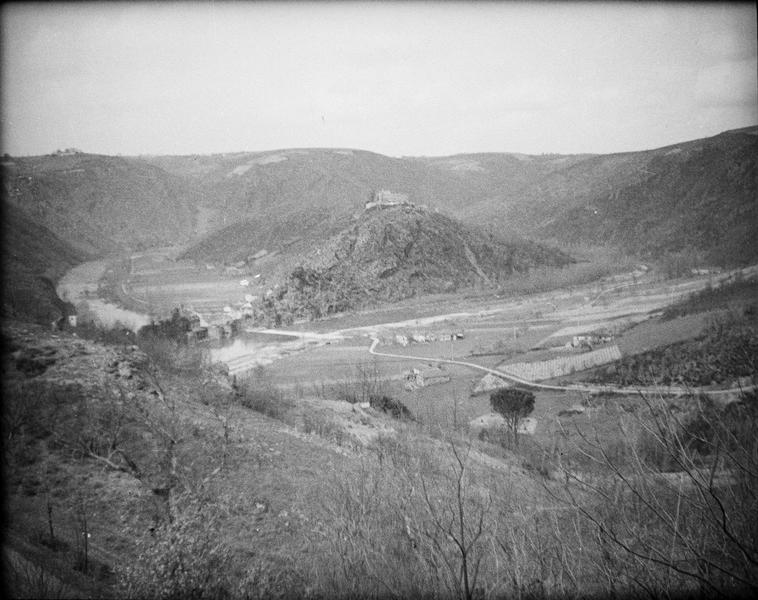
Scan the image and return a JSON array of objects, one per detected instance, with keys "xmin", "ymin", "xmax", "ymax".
[{"xmin": 1, "ymin": 1, "xmax": 756, "ymax": 157}]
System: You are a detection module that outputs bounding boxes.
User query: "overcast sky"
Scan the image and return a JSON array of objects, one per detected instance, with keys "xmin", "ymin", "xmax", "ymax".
[{"xmin": 2, "ymin": 1, "xmax": 756, "ymax": 157}]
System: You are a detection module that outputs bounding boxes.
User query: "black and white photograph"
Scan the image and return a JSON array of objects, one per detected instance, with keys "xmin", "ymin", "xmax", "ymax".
[{"xmin": 2, "ymin": 1, "xmax": 757, "ymax": 598}]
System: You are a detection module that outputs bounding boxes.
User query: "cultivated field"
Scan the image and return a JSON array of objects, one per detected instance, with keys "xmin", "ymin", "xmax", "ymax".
[{"xmin": 99, "ymin": 249, "xmax": 758, "ymax": 437}]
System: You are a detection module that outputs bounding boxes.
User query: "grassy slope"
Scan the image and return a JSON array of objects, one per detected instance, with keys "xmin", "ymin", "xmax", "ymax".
[{"xmin": 2, "ymin": 322, "xmax": 548, "ymax": 598}]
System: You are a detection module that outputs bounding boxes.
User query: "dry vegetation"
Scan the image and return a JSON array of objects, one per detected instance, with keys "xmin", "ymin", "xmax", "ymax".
[{"xmin": 4, "ymin": 312, "xmax": 757, "ymax": 599}]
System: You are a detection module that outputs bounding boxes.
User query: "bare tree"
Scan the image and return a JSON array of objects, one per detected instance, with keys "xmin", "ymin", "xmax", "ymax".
[
  {"xmin": 546, "ymin": 391, "xmax": 758, "ymax": 598},
  {"xmin": 415, "ymin": 439, "xmax": 493, "ymax": 600}
]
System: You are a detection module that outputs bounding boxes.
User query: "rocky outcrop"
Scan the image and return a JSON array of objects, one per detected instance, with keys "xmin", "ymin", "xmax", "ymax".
[{"xmin": 259, "ymin": 204, "xmax": 572, "ymax": 321}]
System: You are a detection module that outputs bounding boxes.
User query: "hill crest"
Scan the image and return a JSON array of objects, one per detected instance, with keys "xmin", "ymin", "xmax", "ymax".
[{"xmin": 254, "ymin": 203, "xmax": 573, "ymax": 323}]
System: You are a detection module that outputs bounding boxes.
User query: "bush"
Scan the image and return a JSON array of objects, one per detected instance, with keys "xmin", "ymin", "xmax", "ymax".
[
  {"xmin": 301, "ymin": 413, "xmax": 354, "ymax": 447},
  {"xmin": 120, "ymin": 500, "xmax": 235, "ymax": 600},
  {"xmin": 236, "ymin": 382, "xmax": 293, "ymax": 421},
  {"xmin": 369, "ymin": 394, "xmax": 414, "ymax": 420},
  {"xmin": 137, "ymin": 336, "xmax": 206, "ymax": 373}
]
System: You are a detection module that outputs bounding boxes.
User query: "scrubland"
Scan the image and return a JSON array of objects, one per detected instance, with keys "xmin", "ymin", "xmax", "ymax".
[{"xmin": 4, "ymin": 301, "xmax": 757, "ymax": 599}]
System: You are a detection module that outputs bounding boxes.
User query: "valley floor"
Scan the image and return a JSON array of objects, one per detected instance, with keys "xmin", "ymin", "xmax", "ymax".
[{"xmin": 4, "ymin": 254, "xmax": 757, "ymax": 598}]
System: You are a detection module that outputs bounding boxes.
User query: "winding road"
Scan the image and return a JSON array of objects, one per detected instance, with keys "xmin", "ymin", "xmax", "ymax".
[{"xmin": 367, "ymin": 337, "xmax": 755, "ymax": 399}]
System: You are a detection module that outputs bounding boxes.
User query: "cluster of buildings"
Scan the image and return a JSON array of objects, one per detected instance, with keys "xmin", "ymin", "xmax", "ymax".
[
  {"xmin": 181, "ymin": 309, "xmax": 237, "ymax": 344},
  {"xmin": 390, "ymin": 331, "xmax": 464, "ymax": 347},
  {"xmin": 570, "ymin": 333, "xmax": 614, "ymax": 350}
]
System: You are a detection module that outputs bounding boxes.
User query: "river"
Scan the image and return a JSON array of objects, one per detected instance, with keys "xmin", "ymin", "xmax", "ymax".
[{"xmin": 57, "ymin": 259, "xmax": 151, "ymax": 332}]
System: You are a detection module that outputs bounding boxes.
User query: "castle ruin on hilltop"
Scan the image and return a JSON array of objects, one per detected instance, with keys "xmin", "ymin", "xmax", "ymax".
[{"xmin": 364, "ymin": 189, "xmax": 411, "ymax": 211}]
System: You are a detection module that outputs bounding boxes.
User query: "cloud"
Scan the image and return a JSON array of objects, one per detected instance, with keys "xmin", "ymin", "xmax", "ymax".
[{"xmin": 694, "ymin": 59, "xmax": 758, "ymax": 107}]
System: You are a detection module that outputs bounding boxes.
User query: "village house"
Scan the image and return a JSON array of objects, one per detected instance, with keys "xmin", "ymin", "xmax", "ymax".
[{"xmin": 404, "ymin": 365, "xmax": 450, "ymax": 390}]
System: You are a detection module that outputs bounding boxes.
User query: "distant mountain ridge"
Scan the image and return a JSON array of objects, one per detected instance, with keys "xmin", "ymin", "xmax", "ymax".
[
  {"xmin": 2, "ymin": 126, "xmax": 756, "ymax": 323},
  {"xmin": 153, "ymin": 126, "xmax": 758, "ymax": 266}
]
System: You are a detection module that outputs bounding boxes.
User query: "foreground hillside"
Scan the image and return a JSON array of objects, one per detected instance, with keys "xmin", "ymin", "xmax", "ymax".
[
  {"xmin": 254, "ymin": 203, "xmax": 573, "ymax": 323},
  {"xmin": 3, "ymin": 291, "xmax": 757, "ymax": 598}
]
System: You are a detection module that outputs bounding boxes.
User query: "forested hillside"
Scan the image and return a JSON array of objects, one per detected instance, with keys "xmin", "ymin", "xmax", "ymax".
[
  {"xmin": 1, "ymin": 202, "xmax": 87, "ymax": 323},
  {"xmin": 2, "ymin": 153, "xmax": 197, "ymax": 254},
  {"xmin": 533, "ymin": 127, "xmax": 758, "ymax": 264}
]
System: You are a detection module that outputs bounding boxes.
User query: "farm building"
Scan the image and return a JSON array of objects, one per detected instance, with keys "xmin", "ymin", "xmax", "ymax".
[
  {"xmin": 571, "ymin": 333, "xmax": 613, "ymax": 349},
  {"xmin": 444, "ymin": 332, "xmax": 465, "ymax": 340},
  {"xmin": 395, "ymin": 334, "xmax": 409, "ymax": 347},
  {"xmin": 404, "ymin": 366, "xmax": 450, "ymax": 390}
]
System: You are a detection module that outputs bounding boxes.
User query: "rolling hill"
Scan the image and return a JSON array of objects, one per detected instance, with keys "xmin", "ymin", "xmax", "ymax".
[
  {"xmin": 165, "ymin": 126, "xmax": 758, "ymax": 267},
  {"xmin": 254, "ymin": 203, "xmax": 573, "ymax": 322},
  {"xmin": 1, "ymin": 152, "xmax": 197, "ymax": 255},
  {"xmin": 1, "ymin": 202, "xmax": 88, "ymax": 324},
  {"xmin": 2, "ymin": 127, "xmax": 756, "ymax": 323},
  {"xmin": 533, "ymin": 127, "xmax": 758, "ymax": 264}
]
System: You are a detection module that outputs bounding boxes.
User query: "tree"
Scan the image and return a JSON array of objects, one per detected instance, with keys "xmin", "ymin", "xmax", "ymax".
[{"xmin": 490, "ymin": 388, "xmax": 535, "ymax": 448}]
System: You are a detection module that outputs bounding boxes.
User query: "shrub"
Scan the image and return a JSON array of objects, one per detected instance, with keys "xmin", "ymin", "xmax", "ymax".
[
  {"xmin": 301, "ymin": 413, "xmax": 353, "ymax": 447},
  {"xmin": 137, "ymin": 336, "xmax": 206, "ymax": 373},
  {"xmin": 369, "ymin": 394, "xmax": 414, "ymax": 420},
  {"xmin": 120, "ymin": 500, "xmax": 235, "ymax": 600},
  {"xmin": 236, "ymin": 382, "xmax": 293, "ymax": 421}
]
